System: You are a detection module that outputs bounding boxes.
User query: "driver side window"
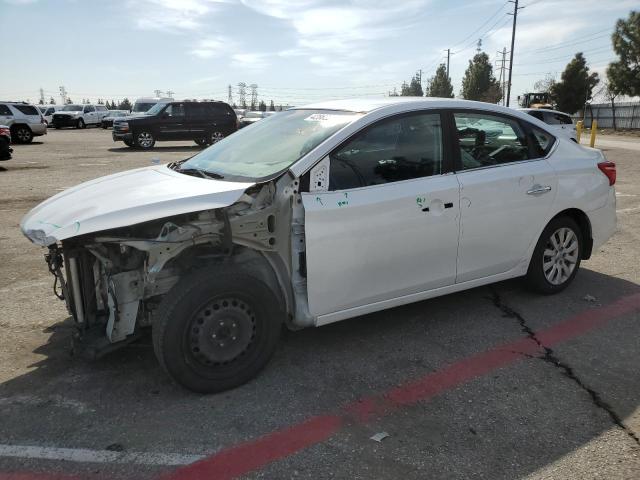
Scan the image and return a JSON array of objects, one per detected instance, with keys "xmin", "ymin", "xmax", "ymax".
[{"xmin": 329, "ymin": 112, "xmax": 443, "ymax": 190}]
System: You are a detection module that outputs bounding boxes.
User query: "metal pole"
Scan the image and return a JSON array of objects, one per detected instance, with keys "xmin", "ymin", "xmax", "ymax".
[
  {"xmin": 446, "ymin": 49, "xmax": 450, "ymax": 79},
  {"xmin": 506, "ymin": 0, "xmax": 519, "ymax": 107}
]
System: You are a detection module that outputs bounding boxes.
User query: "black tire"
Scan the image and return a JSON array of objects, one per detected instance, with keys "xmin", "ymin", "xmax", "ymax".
[
  {"xmin": 152, "ymin": 268, "xmax": 283, "ymax": 393},
  {"xmin": 194, "ymin": 137, "xmax": 209, "ymax": 147},
  {"xmin": 526, "ymin": 216, "xmax": 583, "ymax": 294},
  {"xmin": 54, "ymin": 124, "xmax": 61, "ymax": 129},
  {"xmin": 123, "ymin": 138, "xmax": 134, "ymax": 147},
  {"xmin": 11, "ymin": 125, "xmax": 33, "ymax": 144},
  {"xmin": 76, "ymin": 118, "xmax": 85, "ymax": 129},
  {"xmin": 134, "ymin": 130, "xmax": 155, "ymax": 149}
]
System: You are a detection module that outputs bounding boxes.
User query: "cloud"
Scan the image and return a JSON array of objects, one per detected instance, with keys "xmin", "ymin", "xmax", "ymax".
[
  {"xmin": 190, "ymin": 36, "xmax": 234, "ymax": 58},
  {"xmin": 231, "ymin": 53, "xmax": 271, "ymax": 70},
  {"xmin": 131, "ymin": 0, "xmax": 231, "ymax": 32}
]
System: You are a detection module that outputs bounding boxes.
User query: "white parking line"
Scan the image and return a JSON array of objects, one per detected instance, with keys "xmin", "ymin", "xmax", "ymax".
[{"xmin": 0, "ymin": 444, "xmax": 204, "ymax": 466}]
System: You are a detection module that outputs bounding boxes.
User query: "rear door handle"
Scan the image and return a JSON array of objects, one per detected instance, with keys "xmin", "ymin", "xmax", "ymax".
[{"xmin": 527, "ymin": 185, "xmax": 552, "ymax": 195}]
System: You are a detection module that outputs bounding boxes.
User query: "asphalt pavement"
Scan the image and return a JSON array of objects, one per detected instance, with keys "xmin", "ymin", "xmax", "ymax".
[{"xmin": 0, "ymin": 129, "xmax": 638, "ymax": 479}]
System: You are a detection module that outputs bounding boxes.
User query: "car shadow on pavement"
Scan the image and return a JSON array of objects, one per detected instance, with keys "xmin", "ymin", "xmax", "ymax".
[
  {"xmin": 0, "ymin": 268, "xmax": 639, "ymax": 479},
  {"xmin": 108, "ymin": 146, "xmax": 202, "ymax": 153}
]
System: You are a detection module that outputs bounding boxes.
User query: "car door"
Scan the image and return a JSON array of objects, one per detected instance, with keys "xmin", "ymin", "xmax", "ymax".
[
  {"xmin": 301, "ymin": 111, "xmax": 460, "ymax": 319},
  {"xmin": 83, "ymin": 105, "xmax": 95, "ymax": 124},
  {"xmin": 158, "ymin": 103, "xmax": 187, "ymax": 140},
  {"xmin": 186, "ymin": 103, "xmax": 207, "ymax": 139},
  {"xmin": 452, "ymin": 110, "xmax": 558, "ymax": 283}
]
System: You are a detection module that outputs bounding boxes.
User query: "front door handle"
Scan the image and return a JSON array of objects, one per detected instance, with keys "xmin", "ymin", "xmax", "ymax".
[{"xmin": 527, "ymin": 185, "xmax": 552, "ymax": 195}]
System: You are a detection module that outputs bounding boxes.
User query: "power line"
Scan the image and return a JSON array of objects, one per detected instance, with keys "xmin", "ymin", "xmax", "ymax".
[{"xmin": 450, "ymin": 1, "xmax": 509, "ymax": 51}]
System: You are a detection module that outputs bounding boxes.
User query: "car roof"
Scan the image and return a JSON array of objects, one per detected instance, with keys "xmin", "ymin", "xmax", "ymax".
[{"xmin": 295, "ymin": 97, "xmax": 545, "ymax": 122}]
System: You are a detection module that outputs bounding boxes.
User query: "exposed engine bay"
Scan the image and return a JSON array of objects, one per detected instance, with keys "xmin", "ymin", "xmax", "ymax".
[{"xmin": 45, "ymin": 176, "xmax": 311, "ymax": 358}]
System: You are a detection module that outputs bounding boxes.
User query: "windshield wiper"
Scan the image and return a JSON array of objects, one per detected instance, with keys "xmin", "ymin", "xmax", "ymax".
[{"xmin": 177, "ymin": 167, "xmax": 224, "ymax": 180}]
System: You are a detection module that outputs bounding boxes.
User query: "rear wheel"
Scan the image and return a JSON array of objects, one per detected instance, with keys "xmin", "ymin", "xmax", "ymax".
[
  {"xmin": 526, "ymin": 217, "xmax": 582, "ymax": 294},
  {"xmin": 76, "ymin": 118, "xmax": 85, "ymax": 129},
  {"xmin": 152, "ymin": 268, "xmax": 283, "ymax": 393},
  {"xmin": 134, "ymin": 131, "xmax": 155, "ymax": 149},
  {"xmin": 11, "ymin": 125, "xmax": 33, "ymax": 144}
]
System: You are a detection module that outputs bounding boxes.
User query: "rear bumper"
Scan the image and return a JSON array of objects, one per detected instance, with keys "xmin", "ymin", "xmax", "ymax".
[
  {"xmin": 31, "ymin": 123, "xmax": 47, "ymax": 136},
  {"xmin": 588, "ymin": 187, "xmax": 617, "ymax": 251}
]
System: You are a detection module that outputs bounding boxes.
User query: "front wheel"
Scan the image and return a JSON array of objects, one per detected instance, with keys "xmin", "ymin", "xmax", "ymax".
[
  {"xmin": 123, "ymin": 138, "xmax": 134, "ymax": 147},
  {"xmin": 526, "ymin": 217, "xmax": 582, "ymax": 294},
  {"xmin": 152, "ymin": 269, "xmax": 283, "ymax": 393},
  {"xmin": 134, "ymin": 131, "xmax": 155, "ymax": 149}
]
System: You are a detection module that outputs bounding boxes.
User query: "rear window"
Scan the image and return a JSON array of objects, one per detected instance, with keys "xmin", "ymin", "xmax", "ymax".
[
  {"xmin": 14, "ymin": 105, "xmax": 40, "ymax": 116},
  {"xmin": 527, "ymin": 110, "xmax": 544, "ymax": 121}
]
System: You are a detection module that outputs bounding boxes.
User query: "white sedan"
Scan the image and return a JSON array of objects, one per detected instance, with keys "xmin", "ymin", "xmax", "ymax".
[{"xmin": 21, "ymin": 98, "xmax": 617, "ymax": 393}]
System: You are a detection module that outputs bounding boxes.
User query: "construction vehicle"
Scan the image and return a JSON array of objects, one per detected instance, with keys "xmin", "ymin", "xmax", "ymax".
[{"xmin": 518, "ymin": 92, "xmax": 554, "ymax": 109}]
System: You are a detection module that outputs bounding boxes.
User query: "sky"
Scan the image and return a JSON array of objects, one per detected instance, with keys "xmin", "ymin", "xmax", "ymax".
[{"xmin": 0, "ymin": 0, "xmax": 636, "ymax": 107}]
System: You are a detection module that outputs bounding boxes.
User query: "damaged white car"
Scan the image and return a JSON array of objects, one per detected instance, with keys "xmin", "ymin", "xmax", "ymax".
[{"xmin": 21, "ymin": 98, "xmax": 617, "ymax": 393}]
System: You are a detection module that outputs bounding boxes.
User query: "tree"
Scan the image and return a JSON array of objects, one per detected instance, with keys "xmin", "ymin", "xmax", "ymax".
[
  {"xmin": 598, "ymin": 81, "xmax": 620, "ymax": 130},
  {"xmin": 398, "ymin": 73, "xmax": 423, "ymax": 96},
  {"xmin": 66, "ymin": 98, "xmax": 73, "ymax": 104},
  {"xmin": 258, "ymin": 100, "xmax": 267, "ymax": 112},
  {"xmin": 269, "ymin": 100, "xmax": 275, "ymax": 111},
  {"xmin": 461, "ymin": 52, "xmax": 502, "ymax": 103},
  {"xmin": 426, "ymin": 64, "xmax": 454, "ymax": 98},
  {"xmin": 97, "ymin": 98, "xmax": 104, "ymax": 105},
  {"xmin": 118, "ymin": 98, "xmax": 132, "ymax": 110},
  {"xmin": 49, "ymin": 97, "xmax": 56, "ymax": 105},
  {"xmin": 550, "ymin": 52, "xmax": 599, "ymax": 114},
  {"xmin": 400, "ymin": 81, "xmax": 410, "ymax": 96},
  {"xmin": 38, "ymin": 98, "xmax": 44, "ymax": 105},
  {"xmin": 607, "ymin": 11, "xmax": 640, "ymax": 98},
  {"xmin": 533, "ymin": 74, "xmax": 556, "ymax": 94}
]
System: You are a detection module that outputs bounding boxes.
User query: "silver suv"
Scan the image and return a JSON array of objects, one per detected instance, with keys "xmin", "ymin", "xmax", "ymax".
[{"xmin": 0, "ymin": 102, "xmax": 47, "ymax": 144}]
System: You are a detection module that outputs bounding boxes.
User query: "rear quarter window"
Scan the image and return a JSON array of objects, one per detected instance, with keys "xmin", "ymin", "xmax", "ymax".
[
  {"xmin": 14, "ymin": 105, "xmax": 40, "ymax": 116},
  {"xmin": 0, "ymin": 104, "xmax": 12, "ymax": 116},
  {"xmin": 527, "ymin": 124, "xmax": 556, "ymax": 158}
]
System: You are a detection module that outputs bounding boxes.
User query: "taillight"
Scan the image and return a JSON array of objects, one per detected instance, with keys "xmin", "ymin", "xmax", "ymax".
[
  {"xmin": 598, "ymin": 161, "xmax": 616, "ymax": 186},
  {"xmin": 0, "ymin": 127, "xmax": 9, "ymax": 136}
]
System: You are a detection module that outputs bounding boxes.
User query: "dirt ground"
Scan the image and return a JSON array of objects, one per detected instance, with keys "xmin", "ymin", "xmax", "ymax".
[{"xmin": 0, "ymin": 128, "xmax": 639, "ymax": 480}]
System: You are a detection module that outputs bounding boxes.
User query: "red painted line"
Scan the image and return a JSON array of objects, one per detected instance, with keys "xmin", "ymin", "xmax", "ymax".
[{"xmin": 164, "ymin": 291, "xmax": 640, "ymax": 480}]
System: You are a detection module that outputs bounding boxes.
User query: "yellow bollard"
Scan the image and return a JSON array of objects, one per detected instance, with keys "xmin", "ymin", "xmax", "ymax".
[
  {"xmin": 590, "ymin": 120, "xmax": 597, "ymax": 148},
  {"xmin": 576, "ymin": 121, "xmax": 583, "ymax": 143}
]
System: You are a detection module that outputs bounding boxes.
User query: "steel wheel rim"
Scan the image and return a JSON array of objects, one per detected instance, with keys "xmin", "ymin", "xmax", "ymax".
[
  {"xmin": 137, "ymin": 132, "xmax": 153, "ymax": 147},
  {"xmin": 188, "ymin": 297, "xmax": 256, "ymax": 366},
  {"xmin": 211, "ymin": 131, "xmax": 224, "ymax": 144},
  {"xmin": 543, "ymin": 227, "xmax": 579, "ymax": 285}
]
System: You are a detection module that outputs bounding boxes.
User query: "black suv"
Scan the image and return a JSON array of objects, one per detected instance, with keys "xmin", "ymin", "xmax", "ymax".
[{"xmin": 112, "ymin": 100, "xmax": 238, "ymax": 149}]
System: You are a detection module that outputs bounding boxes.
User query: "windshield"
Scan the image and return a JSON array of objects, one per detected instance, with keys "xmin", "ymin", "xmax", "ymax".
[
  {"xmin": 62, "ymin": 105, "xmax": 83, "ymax": 111},
  {"xmin": 145, "ymin": 102, "xmax": 168, "ymax": 115},
  {"xmin": 180, "ymin": 109, "xmax": 363, "ymax": 181},
  {"xmin": 134, "ymin": 102, "xmax": 157, "ymax": 113}
]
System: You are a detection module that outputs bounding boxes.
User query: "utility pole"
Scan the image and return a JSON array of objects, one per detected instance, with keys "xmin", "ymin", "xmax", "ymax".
[
  {"xmin": 166, "ymin": 90, "xmax": 174, "ymax": 98},
  {"xmin": 227, "ymin": 84, "xmax": 233, "ymax": 105},
  {"xmin": 59, "ymin": 86, "xmax": 67, "ymax": 105},
  {"xmin": 154, "ymin": 89, "xmax": 163, "ymax": 98},
  {"xmin": 237, "ymin": 82, "xmax": 247, "ymax": 108},
  {"xmin": 496, "ymin": 47, "xmax": 508, "ymax": 106},
  {"xmin": 446, "ymin": 49, "xmax": 450, "ymax": 79},
  {"xmin": 249, "ymin": 84, "xmax": 258, "ymax": 110},
  {"xmin": 39, "ymin": 88, "xmax": 45, "ymax": 105},
  {"xmin": 506, "ymin": 0, "xmax": 524, "ymax": 107}
]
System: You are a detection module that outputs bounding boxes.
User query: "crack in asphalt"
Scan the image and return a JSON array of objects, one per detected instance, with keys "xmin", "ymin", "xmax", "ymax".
[{"xmin": 489, "ymin": 290, "xmax": 640, "ymax": 447}]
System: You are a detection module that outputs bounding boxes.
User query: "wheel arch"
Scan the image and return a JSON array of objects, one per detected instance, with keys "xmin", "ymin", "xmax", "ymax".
[
  {"xmin": 162, "ymin": 243, "xmax": 294, "ymax": 322},
  {"xmin": 549, "ymin": 208, "xmax": 593, "ymax": 259}
]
